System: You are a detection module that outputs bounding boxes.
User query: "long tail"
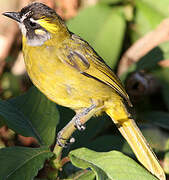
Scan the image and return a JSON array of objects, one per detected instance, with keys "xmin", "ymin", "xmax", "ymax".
[{"xmin": 106, "ymin": 103, "xmax": 166, "ymax": 180}]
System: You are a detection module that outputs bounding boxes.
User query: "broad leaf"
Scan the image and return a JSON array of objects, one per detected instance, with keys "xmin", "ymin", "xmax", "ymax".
[
  {"xmin": 99, "ymin": 0, "xmax": 123, "ymax": 4},
  {"xmin": 142, "ymin": 111, "xmax": 169, "ymax": 130},
  {"xmin": 152, "ymin": 67, "xmax": 169, "ymax": 110},
  {"xmin": 0, "ymin": 146, "xmax": 53, "ymax": 180},
  {"xmin": 120, "ymin": 41, "xmax": 169, "ymax": 81},
  {"xmin": 0, "ymin": 100, "xmax": 42, "ymax": 143},
  {"xmin": 131, "ymin": 0, "xmax": 165, "ymax": 41},
  {"xmin": 67, "ymin": 170, "xmax": 96, "ymax": 180},
  {"xmin": 85, "ymin": 135, "xmax": 125, "ymax": 152},
  {"xmin": 69, "ymin": 148, "xmax": 158, "ymax": 180},
  {"xmin": 0, "ymin": 72, "xmax": 20, "ymax": 98},
  {"xmin": 70, "ymin": 115, "xmax": 110, "ymax": 150},
  {"xmin": 137, "ymin": 0, "xmax": 169, "ymax": 17},
  {"xmin": 164, "ymin": 151, "xmax": 169, "ymax": 174},
  {"xmin": 141, "ymin": 124, "xmax": 169, "ymax": 152},
  {"xmin": 0, "ymin": 86, "xmax": 59, "ymax": 145},
  {"xmin": 77, "ymin": 171, "xmax": 96, "ymax": 180}
]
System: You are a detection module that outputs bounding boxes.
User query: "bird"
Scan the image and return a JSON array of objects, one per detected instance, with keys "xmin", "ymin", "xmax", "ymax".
[{"xmin": 3, "ymin": 2, "xmax": 165, "ymax": 180}]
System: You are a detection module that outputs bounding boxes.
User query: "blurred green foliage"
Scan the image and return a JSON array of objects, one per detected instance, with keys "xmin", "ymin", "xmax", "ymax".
[{"xmin": 0, "ymin": 0, "xmax": 169, "ymax": 179}]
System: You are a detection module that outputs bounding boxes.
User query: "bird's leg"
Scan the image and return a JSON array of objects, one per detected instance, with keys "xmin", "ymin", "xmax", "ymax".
[
  {"xmin": 53, "ymin": 102, "xmax": 103, "ymax": 168},
  {"xmin": 56, "ymin": 103, "xmax": 100, "ymax": 148},
  {"xmin": 74, "ymin": 104, "xmax": 97, "ymax": 131}
]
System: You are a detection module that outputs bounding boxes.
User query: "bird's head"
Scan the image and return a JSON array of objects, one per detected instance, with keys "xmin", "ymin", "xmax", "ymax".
[{"xmin": 3, "ymin": 2, "xmax": 69, "ymax": 46}]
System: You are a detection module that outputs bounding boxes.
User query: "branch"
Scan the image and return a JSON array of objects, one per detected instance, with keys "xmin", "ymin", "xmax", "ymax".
[{"xmin": 117, "ymin": 18, "xmax": 169, "ymax": 76}]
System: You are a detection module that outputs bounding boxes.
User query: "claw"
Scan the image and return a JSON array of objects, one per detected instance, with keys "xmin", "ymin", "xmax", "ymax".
[
  {"xmin": 57, "ymin": 132, "xmax": 75, "ymax": 148},
  {"xmin": 56, "ymin": 104, "xmax": 99, "ymax": 148},
  {"xmin": 57, "ymin": 139, "xmax": 68, "ymax": 148},
  {"xmin": 74, "ymin": 118, "xmax": 86, "ymax": 131},
  {"xmin": 56, "ymin": 132, "xmax": 67, "ymax": 147},
  {"xmin": 69, "ymin": 137, "xmax": 75, "ymax": 144}
]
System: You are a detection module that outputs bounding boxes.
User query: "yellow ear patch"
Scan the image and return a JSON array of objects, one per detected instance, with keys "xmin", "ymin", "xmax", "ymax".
[
  {"xmin": 37, "ymin": 19, "xmax": 58, "ymax": 33},
  {"xmin": 35, "ymin": 29, "xmax": 46, "ymax": 35}
]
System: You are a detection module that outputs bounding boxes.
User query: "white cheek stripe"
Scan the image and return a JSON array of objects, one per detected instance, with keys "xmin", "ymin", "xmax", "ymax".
[
  {"xmin": 19, "ymin": 15, "xmax": 39, "ymax": 37},
  {"xmin": 20, "ymin": 11, "xmax": 32, "ymax": 22},
  {"xmin": 30, "ymin": 17, "xmax": 38, "ymax": 23},
  {"xmin": 18, "ymin": 23, "xmax": 27, "ymax": 37},
  {"xmin": 18, "ymin": 15, "xmax": 50, "ymax": 46}
]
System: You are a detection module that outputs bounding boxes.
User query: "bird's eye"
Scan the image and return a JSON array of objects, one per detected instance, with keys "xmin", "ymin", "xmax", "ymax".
[{"xmin": 29, "ymin": 21, "xmax": 37, "ymax": 27}]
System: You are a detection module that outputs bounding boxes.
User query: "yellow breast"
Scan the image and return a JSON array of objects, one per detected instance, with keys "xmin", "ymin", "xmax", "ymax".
[{"xmin": 22, "ymin": 37, "xmax": 121, "ymax": 111}]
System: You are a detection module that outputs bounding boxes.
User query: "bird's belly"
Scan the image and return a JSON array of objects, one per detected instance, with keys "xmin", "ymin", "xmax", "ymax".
[{"xmin": 25, "ymin": 58, "xmax": 114, "ymax": 110}]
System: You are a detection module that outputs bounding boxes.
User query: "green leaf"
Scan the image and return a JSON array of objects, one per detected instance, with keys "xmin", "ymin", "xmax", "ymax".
[
  {"xmin": 120, "ymin": 41, "xmax": 169, "ymax": 81},
  {"xmin": 141, "ymin": 124, "xmax": 169, "ymax": 152},
  {"xmin": 0, "ymin": 139, "xmax": 5, "ymax": 149},
  {"xmin": 67, "ymin": 4, "xmax": 126, "ymax": 68},
  {"xmin": 152, "ymin": 67, "xmax": 169, "ymax": 110},
  {"xmin": 135, "ymin": 0, "xmax": 165, "ymax": 27},
  {"xmin": 77, "ymin": 170, "xmax": 96, "ymax": 180},
  {"xmin": 85, "ymin": 135, "xmax": 125, "ymax": 152},
  {"xmin": 0, "ymin": 100, "xmax": 42, "ymax": 143},
  {"xmin": 70, "ymin": 115, "xmax": 110, "ymax": 150},
  {"xmin": 136, "ymin": 47, "xmax": 167, "ymax": 71},
  {"xmin": 68, "ymin": 170, "xmax": 96, "ymax": 180},
  {"xmin": 69, "ymin": 148, "xmax": 158, "ymax": 180},
  {"xmin": 137, "ymin": 0, "xmax": 169, "ymax": 17},
  {"xmin": 142, "ymin": 111, "xmax": 169, "ymax": 130},
  {"xmin": 132, "ymin": 0, "xmax": 169, "ymax": 41},
  {"xmin": 85, "ymin": 134, "xmax": 135, "ymax": 158},
  {"xmin": 0, "ymin": 146, "xmax": 53, "ymax": 180},
  {"xmin": 131, "ymin": 0, "xmax": 165, "ymax": 41},
  {"xmin": 9, "ymin": 86, "xmax": 59, "ymax": 146},
  {"xmin": 1, "ymin": 72, "xmax": 20, "ymax": 98},
  {"xmin": 164, "ymin": 151, "xmax": 169, "ymax": 174},
  {"xmin": 0, "ymin": 86, "xmax": 59, "ymax": 146},
  {"xmin": 98, "ymin": 0, "xmax": 123, "ymax": 5}
]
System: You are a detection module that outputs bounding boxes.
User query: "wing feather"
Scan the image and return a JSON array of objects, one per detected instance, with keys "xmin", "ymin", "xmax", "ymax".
[{"xmin": 57, "ymin": 34, "xmax": 132, "ymax": 106}]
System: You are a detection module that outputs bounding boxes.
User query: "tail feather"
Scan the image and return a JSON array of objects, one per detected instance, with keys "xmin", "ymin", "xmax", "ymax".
[
  {"xmin": 118, "ymin": 119, "xmax": 165, "ymax": 179},
  {"xmin": 106, "ymin": 106, "xmax": 165, "ymax": 180}
]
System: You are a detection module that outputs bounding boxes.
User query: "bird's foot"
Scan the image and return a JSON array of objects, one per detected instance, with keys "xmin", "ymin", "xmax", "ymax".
[
  {"xmin": 56, "ymin": 131, "xmax": 75, "ymax": 148},
  {"xmin": 74, "ymin": 118, "xmax": 86, "ymax": 131}
]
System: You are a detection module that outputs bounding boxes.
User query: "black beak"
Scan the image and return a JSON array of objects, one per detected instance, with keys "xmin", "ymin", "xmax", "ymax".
[{"xmin": 2, "ymin": 12, "xmax": 21, "ymax": 23}]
